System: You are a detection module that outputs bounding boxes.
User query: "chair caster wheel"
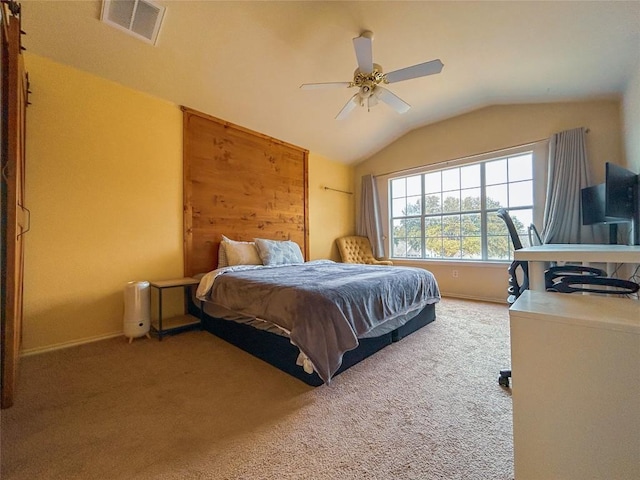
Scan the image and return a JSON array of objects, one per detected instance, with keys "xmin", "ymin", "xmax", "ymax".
[{"xmin": 499, "ymin": 375, "xmax": 510, "ymax": 388}]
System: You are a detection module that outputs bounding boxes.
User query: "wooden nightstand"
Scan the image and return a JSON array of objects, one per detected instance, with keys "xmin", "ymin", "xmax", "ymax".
[{"xmin": 149, "ymin": 277, "xmax": 201, "ymax": 341}]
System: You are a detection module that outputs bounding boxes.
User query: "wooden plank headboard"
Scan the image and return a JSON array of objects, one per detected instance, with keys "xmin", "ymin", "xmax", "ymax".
[{"xmin": 182, "ymin": 107, "xmax": 309, "ymax": 277}]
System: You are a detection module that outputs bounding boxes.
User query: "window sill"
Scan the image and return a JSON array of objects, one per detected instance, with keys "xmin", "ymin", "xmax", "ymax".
[{"xmin": 390, "ymin": 258, "xmax": 509, "ymax": 269}]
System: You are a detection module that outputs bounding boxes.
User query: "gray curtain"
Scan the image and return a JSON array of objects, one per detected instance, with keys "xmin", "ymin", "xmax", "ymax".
[
  {"xmin": 357, "ymin": 174, "xmax": 384, "ymax": 257},
  {"xmin": 542, "ymin": 127, "xmax": 595, "ymax": 244}
]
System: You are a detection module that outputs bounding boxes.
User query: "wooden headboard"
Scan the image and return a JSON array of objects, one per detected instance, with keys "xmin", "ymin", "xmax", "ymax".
[{"xmin": 182, "ymin": 107, "xmax": 309, "ymax": 277}]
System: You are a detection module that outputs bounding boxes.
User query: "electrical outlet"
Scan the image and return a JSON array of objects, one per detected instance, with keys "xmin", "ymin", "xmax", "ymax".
[{"xmin": 452, "ymin": 269, "xmax": 459, "ymax": 278}]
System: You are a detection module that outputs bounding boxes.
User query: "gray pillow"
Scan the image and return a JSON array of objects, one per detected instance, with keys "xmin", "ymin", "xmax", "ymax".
[{"xmin": 254, "ymin": 238, "xmax": 304, "ymax": 266}]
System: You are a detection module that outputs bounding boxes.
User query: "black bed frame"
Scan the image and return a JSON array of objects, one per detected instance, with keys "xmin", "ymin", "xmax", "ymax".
[{"xmin": 189, "ymin": 299, "xmax": 436, "ymax": 386}]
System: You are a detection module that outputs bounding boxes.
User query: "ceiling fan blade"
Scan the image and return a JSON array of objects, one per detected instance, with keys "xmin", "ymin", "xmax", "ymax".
[
  {"xmin": 335, "ymin": 94, "xmax": 359, "ymax": 120},
  {"xmin": 352, "ymin": 30, "xmax": 373, "ymax": 74},
  {"xmin": 385, "ymin": 59, "xmax": 444, "ymax": 84},
  {"xmin": 300, "ymin": 82, "xmax": 352, "ymax": 90},
  {"xmin": 375, "ymin": 87, "xmax": 411, "ymax": 114}
]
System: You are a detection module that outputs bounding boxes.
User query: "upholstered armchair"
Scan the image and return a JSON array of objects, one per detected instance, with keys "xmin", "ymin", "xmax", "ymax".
[{"xmin": 336, "ymin": 236, "xmax": 393, "ymax": 265}]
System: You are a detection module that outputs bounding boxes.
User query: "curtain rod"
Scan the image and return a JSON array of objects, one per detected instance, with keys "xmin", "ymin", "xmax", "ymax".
[
  {"xmin": 323, "ymin": 186, "xmax": 353, "ymax": 195},
  {"xmin": 373, "ymin": 128, "xmax": 590, "ymax": 179}
]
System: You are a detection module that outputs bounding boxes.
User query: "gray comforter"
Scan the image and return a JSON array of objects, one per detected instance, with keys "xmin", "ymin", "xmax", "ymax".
[{"xmin": 196, "ymin": 260, "xmax": 440, "ymax": 383}]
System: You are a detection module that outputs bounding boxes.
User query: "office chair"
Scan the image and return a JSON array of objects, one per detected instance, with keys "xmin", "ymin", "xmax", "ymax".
[
  {"xmin": 498, "ymin": 209, "xmax": 608, "ymax": 301},
  {"xmin": 495, "ymin": 209, "xmax": 637, "ymax": 387},
  {"xmin": 528, "ymin": 223, "xmax": 543, "ymax": 246},
  {"xmin": 545, "ymin": 268, "xmax": 639, "ymax": 295},
  {"xmin": 496, "ymin": 209, "xmax": 528, "ymax": 386},
  {"xmin": 496, "ymin": 209, "xmax": 529, "ymax": 305},
  {"xmin": 525, "ymin": 222, "xmax": 625, "ymax": 291}
]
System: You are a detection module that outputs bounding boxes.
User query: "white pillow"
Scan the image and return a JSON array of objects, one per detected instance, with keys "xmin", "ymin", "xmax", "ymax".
[
  {"xmin": 254, "ymin": 238, "xmax": 304, "ymax": 266},
  {"xmin": 218, "ymin": 235, "xmax": 261, "ymax": 268},
  {"xmin": 217, "ymin": 242, "xmax": 229, "ymax": 269}
]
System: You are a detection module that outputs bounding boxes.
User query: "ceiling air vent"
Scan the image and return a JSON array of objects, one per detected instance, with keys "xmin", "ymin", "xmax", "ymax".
[{"xmin": 101, "ymin": 0, "xmax": 166, "ymax": 45}]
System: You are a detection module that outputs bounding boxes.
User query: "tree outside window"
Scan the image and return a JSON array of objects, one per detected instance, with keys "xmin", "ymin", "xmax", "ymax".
[{"xmin": 390, "ymin": 153, "xmax": 533, "ymax": 261}]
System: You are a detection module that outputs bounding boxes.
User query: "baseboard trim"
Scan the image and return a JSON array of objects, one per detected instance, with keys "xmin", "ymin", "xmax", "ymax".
[
  {"xmin": 20, "ymin": 331, "xmax": 124, "ymax": 357},
  {"xmin": 440, "ymin": 292, "xmax": 507, "ymax": 305},
  {"xmin": 19, "ymin": 294, "xmax": 505, "ymax": 356}
]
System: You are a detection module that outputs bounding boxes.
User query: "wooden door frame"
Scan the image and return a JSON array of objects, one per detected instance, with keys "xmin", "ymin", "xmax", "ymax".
[{"xmin": 1, "ymin": 1, "xmax": 27, "ymax": 409}]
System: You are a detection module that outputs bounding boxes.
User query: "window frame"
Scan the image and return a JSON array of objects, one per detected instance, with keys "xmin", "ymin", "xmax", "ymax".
[{"xmin": 377, "ymin": 141, "xmax": 549, "ymax": 264}]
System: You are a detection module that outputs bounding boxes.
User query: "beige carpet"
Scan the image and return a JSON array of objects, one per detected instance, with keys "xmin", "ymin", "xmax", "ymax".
[{"xmin": 1, "ymin": 297, "xmax": 513, "ymax": 479}]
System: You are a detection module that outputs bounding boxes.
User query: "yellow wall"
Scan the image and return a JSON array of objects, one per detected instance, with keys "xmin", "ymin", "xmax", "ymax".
[
  {"xmin": 355, "ymin": 100, "xmax": 624, "ymax": 302},
  {"xmin": 308, "ymin": 153, "xmax": 355, "ymax": 261},
  {"xmin": 23, "ymin": 53, "xmax": 626, "ymax": 348},
  {"xmin": 22, "ymin": 54, "xmax": 353, "ymax": 353},
  {"xmin": 23, "ymin": 54, "xmax": 182, "ymax": 353}
]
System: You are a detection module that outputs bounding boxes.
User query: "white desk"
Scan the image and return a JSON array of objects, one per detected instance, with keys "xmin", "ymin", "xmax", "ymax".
[
  {"xmin": 514, "ymin": 244, "xmax": 640, "ymax": 291},
  {"xmin": 509, "ymin": 290, "xmax": 640, "ymax": 480}
]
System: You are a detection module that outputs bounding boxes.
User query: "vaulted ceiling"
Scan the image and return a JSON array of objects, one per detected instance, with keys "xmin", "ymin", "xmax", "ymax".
[{"xmin": 21, "ymin": 1, "xmax": 640, "ymax": 164}]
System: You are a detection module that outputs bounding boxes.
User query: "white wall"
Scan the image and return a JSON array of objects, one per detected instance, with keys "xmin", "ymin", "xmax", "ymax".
[{"xmin": 622, "ymin": 61, "xmax": 640, "ymax": 173}]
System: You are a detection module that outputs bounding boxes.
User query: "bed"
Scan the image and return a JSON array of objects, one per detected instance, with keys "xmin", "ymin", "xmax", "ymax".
[
  {"xmin": 181, "ymin": 107, "xmax": 441, "ymax": 386},
  {"xmin": 190, "ymin": 238, "xmax": 440, "ymax": 385}
]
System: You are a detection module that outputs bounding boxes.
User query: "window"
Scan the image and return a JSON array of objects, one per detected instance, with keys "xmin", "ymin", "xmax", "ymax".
[{"xmin": 390, "ymin": 151, "xmax": 534, "ymax": 261}]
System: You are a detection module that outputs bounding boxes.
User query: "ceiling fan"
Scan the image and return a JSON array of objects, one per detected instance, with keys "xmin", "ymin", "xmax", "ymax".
[{"xmin": 300, "ymin": 31, "xmax": 444, "ymax": 120}]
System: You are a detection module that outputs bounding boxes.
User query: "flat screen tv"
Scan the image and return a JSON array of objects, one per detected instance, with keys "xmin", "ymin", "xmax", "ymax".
[
  {"xmin": 604, "ymin": 162, "xmax": 639, "ymax": 245},
  {"xmin": 582, "ymin": 183, "xmax": 628, "ymax": 225},
  {"xmin": 581, "ymin": 183, "xmax": 629, "ymax": 244},
  {"xmin": 605, "ymin": 162, "xmax": 636, "ymax": 219}
]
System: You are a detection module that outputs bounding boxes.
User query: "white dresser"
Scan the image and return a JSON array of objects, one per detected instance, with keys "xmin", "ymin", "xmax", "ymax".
[{"xmin": 509, "ymin": 290, "xmax": 640, "ymax": 480}]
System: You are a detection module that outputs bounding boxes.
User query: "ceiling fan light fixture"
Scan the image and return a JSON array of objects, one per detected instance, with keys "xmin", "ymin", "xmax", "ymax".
[
  {"xmin": 367, "ymin": 93, "xmax": 379, "ymax": 111},
  {"xmin": 301, "ymin": 30, "xmax": 443, "ymax": 119},
  {"xmin": 353, "ymin": 64, "xmax": 384, "ymax": 88},
  {"xmin": 358, "ymin": 82, "xmax": 375, "ymax": 99}
]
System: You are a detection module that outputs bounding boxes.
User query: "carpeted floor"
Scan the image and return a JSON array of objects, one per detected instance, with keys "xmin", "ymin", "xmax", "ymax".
[{"xmin": 1, "ymin": 297, "xmax": 513, "ymax": 479}]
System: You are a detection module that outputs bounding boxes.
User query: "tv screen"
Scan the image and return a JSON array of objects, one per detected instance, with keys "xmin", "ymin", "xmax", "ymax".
[
  {"xmin": 581, "ymin": 183, "xmax": 628, "ymax": 225},
  {"xmin": 605, "ymin": 162, "xmax": 637, "ymax": 219},
  {"xmin": 581, "ymin": 183, "xmax": 631, "ymax": 243}
]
